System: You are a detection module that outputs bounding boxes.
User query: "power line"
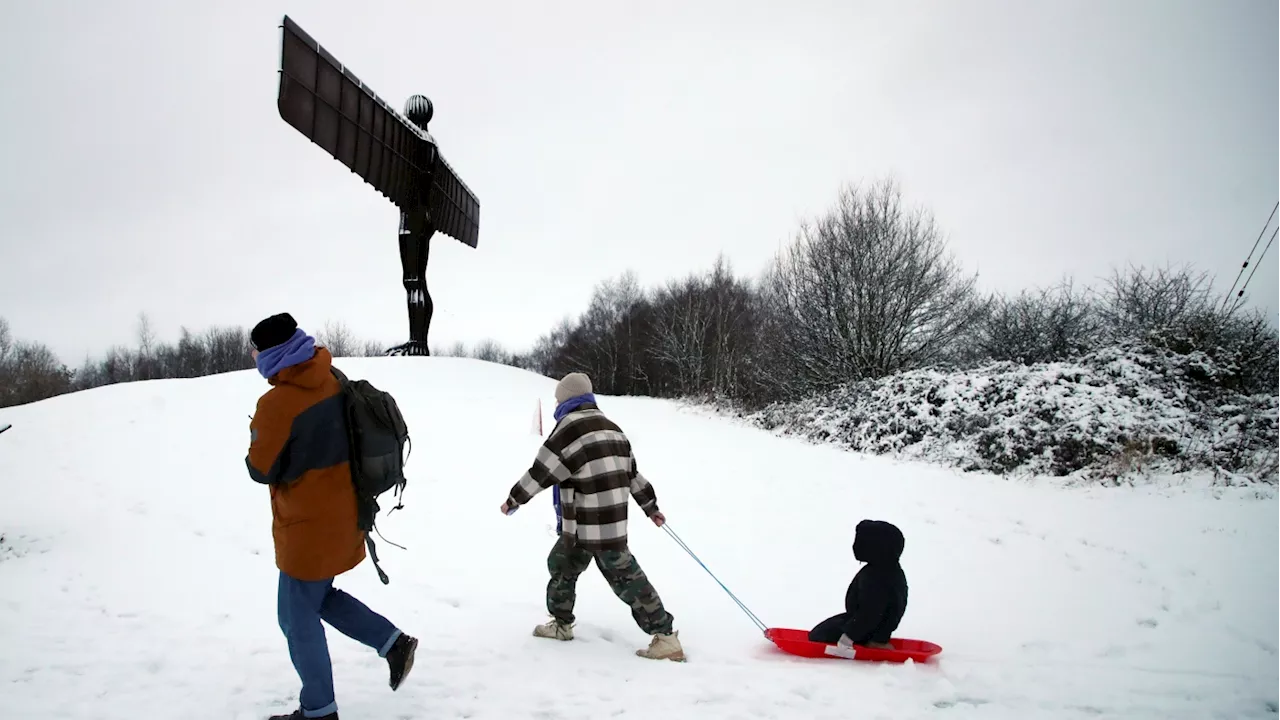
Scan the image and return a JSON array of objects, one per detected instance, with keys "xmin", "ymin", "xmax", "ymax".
[
  {"xmin": 1221, "ymin": 200, "xmax": 1278, "ymax": 311},
  {"xmin": 1228, "ymin": 224, "xmax": 1278, "ymax": 314}
]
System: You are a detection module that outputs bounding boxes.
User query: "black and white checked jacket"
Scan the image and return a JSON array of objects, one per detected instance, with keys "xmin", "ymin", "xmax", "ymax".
[{"xmin": 505, "ymin": 403, "xmax": 660, "ymax": 551}]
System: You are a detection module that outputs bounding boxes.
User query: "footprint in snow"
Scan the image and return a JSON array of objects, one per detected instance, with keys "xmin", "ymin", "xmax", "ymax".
[
  {"xmin": 934, "ymin": 697, "xmax": 990, "ymax": 709},
  {"xmin": 1098, "ymin": 644, "xmax": 1128, "ymax": 658},
  {"xmin": 1020, "ymin": 641, "xmax": 1057, "ymax": 656},
  {"xmin": 1137, "ymin": 618, "xmax": 1158, "ymax": 629}
]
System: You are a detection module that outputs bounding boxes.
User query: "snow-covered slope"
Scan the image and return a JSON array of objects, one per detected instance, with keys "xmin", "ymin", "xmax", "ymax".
[
  {"xmin": 0, "ymin": 357, "xmax": 1276, "ymax": 719},
  {"xmin": 734, "ymin": 343, "xmax": 1279, "ymax": 485}
]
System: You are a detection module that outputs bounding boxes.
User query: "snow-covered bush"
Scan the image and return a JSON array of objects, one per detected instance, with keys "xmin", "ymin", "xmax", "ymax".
[
  {"xmin": 726, "ymin": 342, "xmax": 1278, "ymax": 484},
  {"xmin": 970, "ymin": 279, "xmax": 1101, "ymax": 365}
]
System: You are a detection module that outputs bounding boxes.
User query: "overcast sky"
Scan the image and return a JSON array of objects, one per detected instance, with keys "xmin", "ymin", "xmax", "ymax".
[{"xmin": 1, "ymin": 0, "xmax": 1276, "ymax": 364}]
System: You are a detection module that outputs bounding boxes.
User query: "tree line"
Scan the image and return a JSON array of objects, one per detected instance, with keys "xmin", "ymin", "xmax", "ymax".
[
  {"xmin": 0, "ymin": 318, "xmax": 390, "ymax": 409},
  {"xmin": 2, "ymin": 177, "xmax": 1276, "ymax": 410},
  {"xmin": 519, "ymin": 179, "xmax": 1278, "ymax": 406}
]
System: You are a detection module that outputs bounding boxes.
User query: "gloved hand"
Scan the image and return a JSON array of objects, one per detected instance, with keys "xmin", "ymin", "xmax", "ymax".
[{"xmin": 837, "ymin": 634, "xmax": 854, "ymax": 649}]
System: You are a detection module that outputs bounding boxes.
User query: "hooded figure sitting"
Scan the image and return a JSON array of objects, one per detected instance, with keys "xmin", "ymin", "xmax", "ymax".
[{"xmin": 808, "ymin": 519, "xmax": 908, "ymax": 650}]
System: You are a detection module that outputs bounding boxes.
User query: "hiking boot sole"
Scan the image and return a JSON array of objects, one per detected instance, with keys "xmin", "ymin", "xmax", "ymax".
[{"xmin": 637, "ymin": 649, "xmax": 686, "ymax": 662}]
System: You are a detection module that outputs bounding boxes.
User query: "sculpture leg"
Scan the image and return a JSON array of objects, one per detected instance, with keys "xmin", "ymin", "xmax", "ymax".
[{"xmin": 392, "ymin": 208, "xmax": 435, "ymax": 357}]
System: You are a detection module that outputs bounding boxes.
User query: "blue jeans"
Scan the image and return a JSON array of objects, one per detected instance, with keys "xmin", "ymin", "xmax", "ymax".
[{"xmin": 277, "ymin": 571, "xmax": 401, "ymax": 718}]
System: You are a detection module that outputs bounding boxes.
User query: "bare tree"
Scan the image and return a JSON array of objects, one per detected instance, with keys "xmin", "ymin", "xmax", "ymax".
[
  {"xmin": 135, "ymin": 313, "xmax": 159, "ymax": 380},
  {"xmin": 175, "ymin": 327, "xmax": 207, "ymax": 377},
  {"xmin": 0, "ymin": 317, "xmax": 13, "ymax": 404},
  {"xmin": 0, "ymin": 340, "xmax": 72, "ymax": 407},
  {"xmin": 764, "ymin": 178, "xmax": 982, "ymax": 389},
  {"xmin": 434, "ymin": 341, "xmax": 469, "ymax": 358},
  {"xmin": 702, "ymin": 255, "xmax": 759, "ymax": 398},
  {"xmin": 978, "ymin": 278, "xmax": 1099, "ymax": 364},
  {"xmin": 644, "ymin": 257, "xmax": 760, "ymax": 398},
  {"xmin": 204, "ymin": 326, "xmax": 254, "ymax": 374},
  {"xmin": 528, "ymin": 317, "xmax": 576, "ymax": 377},
  {"xmin": 0, "ymin": 317, "xmax": 12, "ymax": 365},
  {"xmin": 472, "ymin": 338, "xmax": 512, "ymax": 365},
  {"xmin": 317, "ymin": 320, "xmax": 357, "ymax": 357},
  {"xmin": 649, "ymin": 276, "xmax": 712, "ymax": 396},
  {"xmin": 361, "ymin": 340, "xmax": 385, "ymax": 357},
  {"xmin": 1098, "ymin": 263, "xmax": 1214, "ymax": 341},
  {"xmin": 574, "ymin": 272, "xmax": 646, "ymax": 393}
]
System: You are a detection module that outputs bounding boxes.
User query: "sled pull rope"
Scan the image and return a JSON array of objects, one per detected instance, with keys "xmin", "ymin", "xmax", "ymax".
[{"xmin": 662, "ymin": 524, "xmax": 768, "ymax": 634}]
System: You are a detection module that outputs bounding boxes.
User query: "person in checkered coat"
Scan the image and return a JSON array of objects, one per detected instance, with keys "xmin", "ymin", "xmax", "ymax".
[{"xmin": 499, "ymin": 372, "xmax": 685, "ymax": 662}]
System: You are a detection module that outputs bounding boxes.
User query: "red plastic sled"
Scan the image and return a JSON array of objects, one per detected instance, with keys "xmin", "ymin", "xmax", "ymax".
[{"xmin": 765, "ymin": 628, "xmax": 942, "ymax": 664}]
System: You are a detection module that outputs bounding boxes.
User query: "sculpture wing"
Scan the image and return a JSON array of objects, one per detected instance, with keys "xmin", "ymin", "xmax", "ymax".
[
  {"xmin": 428, "ymin": 151, "xmax": 480, "ymax": 248},
  {"xmin": 276, "ymin": 15, "xmax": 480, "ymax": 247}
]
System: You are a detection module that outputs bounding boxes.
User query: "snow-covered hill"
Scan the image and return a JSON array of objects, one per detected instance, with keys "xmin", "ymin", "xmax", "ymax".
[{"xmin": 0, "ymin": 357, "xmax": 1276, "ymax": 719}]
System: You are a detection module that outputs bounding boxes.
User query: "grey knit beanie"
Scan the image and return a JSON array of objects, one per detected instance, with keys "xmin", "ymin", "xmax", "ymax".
[{"xmin": 555, "ymin": 372, "xmax": 593, "ymax": 404}]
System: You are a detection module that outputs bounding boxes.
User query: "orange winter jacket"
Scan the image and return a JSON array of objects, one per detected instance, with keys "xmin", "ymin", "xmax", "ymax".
[{"xmin": 246, "ymin": 347, "xmax": 365, "ymax": 581}]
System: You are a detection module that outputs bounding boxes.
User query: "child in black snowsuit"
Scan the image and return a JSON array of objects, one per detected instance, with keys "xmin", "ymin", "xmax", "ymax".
[{"xmin": 808, "ymin": 519, "xmax": 908, "ymax": 649}]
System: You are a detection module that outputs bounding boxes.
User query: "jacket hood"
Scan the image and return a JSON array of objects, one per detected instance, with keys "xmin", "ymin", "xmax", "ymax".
[
  {"xmin": 270, "ymin": 346, "xmax": 333, "ymax": 389},
  {"xmin": 852, "ymin": 519, "xmax": 904, "ymax": 565}
]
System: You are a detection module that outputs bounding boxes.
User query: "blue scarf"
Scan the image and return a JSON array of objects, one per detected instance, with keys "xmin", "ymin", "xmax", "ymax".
[
  {"xmin": 256, "ymin": 328, "xmax": 316, "ymax": 379},
  {"xmin": 554, "ymin": 393, "xmax": 596, "ymax": 422},
  {"xmin": 551, "ymin": 392, "xmax": 597, "ymax": 531}
]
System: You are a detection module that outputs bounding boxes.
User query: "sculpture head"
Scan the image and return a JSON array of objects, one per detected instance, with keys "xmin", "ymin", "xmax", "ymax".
[{"xmin": 405, "ymin": 94, "xmax": 433, "ymax": 130}]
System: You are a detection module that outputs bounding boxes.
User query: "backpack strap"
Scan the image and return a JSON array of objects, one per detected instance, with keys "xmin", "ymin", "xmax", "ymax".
[
  {"xmin": 332, "ymin": 365, "xmax": 391, "ymax": 585},
  {"xmin": 366, "ymin": 534, "xmax": 390, "ymax": 585}
]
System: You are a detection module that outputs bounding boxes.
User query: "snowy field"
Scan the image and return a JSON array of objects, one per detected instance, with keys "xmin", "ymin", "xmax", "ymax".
[{"xmin": 0, "ymin": 357, "xmax": 1276, "ymax": 719}]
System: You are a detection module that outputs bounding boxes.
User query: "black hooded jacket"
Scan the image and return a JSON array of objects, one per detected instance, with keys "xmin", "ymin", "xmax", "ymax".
[{"xmin": 842, "ymin": 519, "xmax": 909, "ymax": 644}]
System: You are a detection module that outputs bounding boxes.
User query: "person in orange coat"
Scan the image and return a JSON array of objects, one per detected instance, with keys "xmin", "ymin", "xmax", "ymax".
[{"xmin": 246, "ymin": 313, "xmax": 417, "ymax": 720}]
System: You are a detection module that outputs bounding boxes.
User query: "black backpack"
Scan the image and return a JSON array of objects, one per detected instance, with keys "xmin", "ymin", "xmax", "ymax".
[{"xmin": 331, "ymin": 366, "xmax": 410, "ymax": 584}]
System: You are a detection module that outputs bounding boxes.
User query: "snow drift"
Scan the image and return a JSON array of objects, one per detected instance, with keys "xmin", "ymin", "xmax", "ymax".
[
  {"xmin": 732, "ymin": 342, "xmax": 1279, "ymax": 486},
  {"xmin": 0, "ymin": 356, "xmax": 1276, "ymax": 719}
]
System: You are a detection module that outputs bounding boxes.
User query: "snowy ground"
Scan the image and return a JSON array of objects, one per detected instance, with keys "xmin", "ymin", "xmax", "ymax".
[{"xmin": 0, "ymin": 357, "xmax": 1276, "ymax": 719}]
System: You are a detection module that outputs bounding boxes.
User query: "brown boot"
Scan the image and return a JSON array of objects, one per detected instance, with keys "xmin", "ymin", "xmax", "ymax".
[
  {"xmin": 636, "ymin": 631, "xmax": 685, "ymax": 662},
  {"xmin": 533, "ymin": 619, "xmax": 574, "ymax": 641}
]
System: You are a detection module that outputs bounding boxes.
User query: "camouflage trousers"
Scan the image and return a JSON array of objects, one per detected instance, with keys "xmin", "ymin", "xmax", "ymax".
[{"xmin": 546, "ymin": 537, "xmax": 675, "ymax": 636}]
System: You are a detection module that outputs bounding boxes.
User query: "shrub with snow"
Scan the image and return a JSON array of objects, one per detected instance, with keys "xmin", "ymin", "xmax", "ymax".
[{"xmin": 726, "ymin": 342, "xmax": 1278, "ymax": 485}]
